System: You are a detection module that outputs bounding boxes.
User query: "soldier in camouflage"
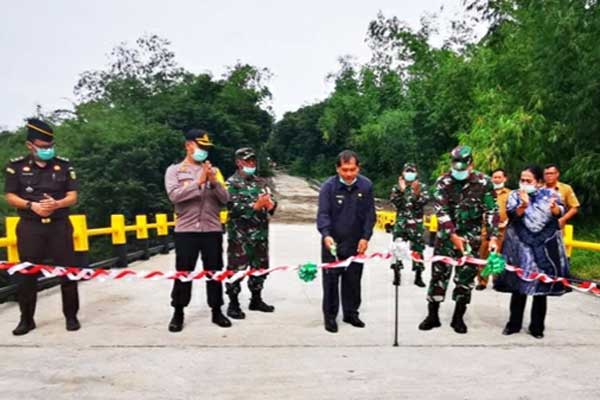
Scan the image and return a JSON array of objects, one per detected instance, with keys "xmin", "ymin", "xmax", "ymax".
[
  {"xmin": 225, "ymin": 147, "xmax": 277, "ymax": 319},
  {"xmin": 418, "ymin": 146, "xmax": 499, "ymax": 334},
  {"xmin": 389, "ymin": 163, "xmax": 429, "ymax": 287}
]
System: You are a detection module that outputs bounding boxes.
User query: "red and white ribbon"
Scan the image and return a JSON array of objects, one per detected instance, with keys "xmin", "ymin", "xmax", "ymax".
[{"xmin": 1, "ymin": 251, "xmax": 598, "ymax": 297}]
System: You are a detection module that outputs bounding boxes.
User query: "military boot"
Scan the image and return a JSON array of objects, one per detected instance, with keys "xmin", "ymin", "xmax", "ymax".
[
  {"xmin": 450, "ymin": 301, "xmax": 468, "ymax": 334},
  {"xmin": 168, "ymin": 307, "xmax": 184, "ymax": 332},
  {"xmin": 249, "ymin": 290, "xmax": 275, "ymax": 312},
  {"xmin": 211, "ymin": 308, "xmax": 232, "ymax": 328},
  {"xmin": 414, "ymin": 269, "xmax": 426, "ymax": 287},
  {"xmin": 418, "ymin": 302, "xmax": 441, "ymax": 330},
  {"xmin": 13, "ymin": 301, "xmax": 36, "ymax": 336},
  {"xmin": 227, "ymin": 294, "xmax": 246, "ymax": 320}
]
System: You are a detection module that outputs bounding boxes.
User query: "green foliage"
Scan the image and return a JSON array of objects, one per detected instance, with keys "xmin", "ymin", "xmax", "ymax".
[{"xmin": 1, "ymin": 35, "xmax": 274, "ymax": 257}]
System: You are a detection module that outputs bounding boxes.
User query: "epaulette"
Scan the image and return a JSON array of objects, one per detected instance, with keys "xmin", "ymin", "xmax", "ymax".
[
  {"xmin": 55, "ymin": 155, "xmax": 70, "ymax": 163},
  {"xmin": 9, "ymin": 156, "xmax": 25, "ymax": 164}
]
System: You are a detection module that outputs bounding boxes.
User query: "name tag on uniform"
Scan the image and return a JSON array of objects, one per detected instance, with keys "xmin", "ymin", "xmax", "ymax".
[{"xmin": 335, "ymin": 194, "xmax": 344, "ymax": 205}]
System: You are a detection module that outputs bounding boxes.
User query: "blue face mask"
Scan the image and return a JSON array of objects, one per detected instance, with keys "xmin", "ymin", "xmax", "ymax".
[
  {"xmin": 403, "ymin": 172, "xmax": 417, "ymax": 182},
  {"xmin": 339, "ymin": 177, "xmax": 357, "ymax": 186},
  {"xmin": 242, "ymin": 166, "xmax": 256, "ymax": 175},
  {"xmin": 192, "ymin": 148, "xmax": 208, "ymax": 162},
  {"xmin": 36, "ymin": 146, "xmax": 55, "ymax": 161},
  {"xmin": 451, "ymin": 168, "xmax": 469, "ymax": 181}
]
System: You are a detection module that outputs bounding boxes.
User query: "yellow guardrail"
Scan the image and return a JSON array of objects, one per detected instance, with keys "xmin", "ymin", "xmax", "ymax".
[
  {"xmin": 375, "ymin": 210, "xmax": 589, "ymax": 257},
  {"xmin": 0, "ymin": 210, "xmax": 591, "ymax": 261}
]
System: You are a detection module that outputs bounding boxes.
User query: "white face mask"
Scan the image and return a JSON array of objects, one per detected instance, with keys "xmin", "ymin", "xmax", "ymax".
[
  {"xmin": 493, "ymin": 182, "xmax": 505, "ymax": 190},
  {"xmin": 519, "ymin": 182, "xmax": 537, "ymax": 194}
]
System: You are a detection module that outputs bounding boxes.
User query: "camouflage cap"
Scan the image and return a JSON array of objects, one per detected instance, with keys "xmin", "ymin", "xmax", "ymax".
[
  {"xmin": 450, "ymin": 145, "xmax": 473, "ymax": 171},
  {"xmin": 403, "ymin": 162, "xmax": 417, "ymax": 172},
  {"xmin": 235, "ymin": 147, "xmax": 256, "ymax": 160}
]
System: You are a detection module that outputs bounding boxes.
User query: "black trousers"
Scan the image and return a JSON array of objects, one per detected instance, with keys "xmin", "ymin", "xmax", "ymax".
[
  {"xmin": 171, "ymin": 232, "xmax": 224, "ymax": 310},
  {"xmin": 14, "ymin": 218, "xmax": 79, "ymax": 321},
  {"xmin": 507, "ymin": 293, "xmax": 547, "ymax": 334},
  {"xmin": 321, "ymin": 240, "xmax": 363, "ymax": 320}
]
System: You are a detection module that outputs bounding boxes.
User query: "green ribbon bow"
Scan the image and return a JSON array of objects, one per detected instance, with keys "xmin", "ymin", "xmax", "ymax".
[
  {"xmin": 481, "ymin": 252, "xmax": 506, "ymax": 277},
  {"xmin": 298, "ymin": 263, "xmax": 318, "ymax": 282}
]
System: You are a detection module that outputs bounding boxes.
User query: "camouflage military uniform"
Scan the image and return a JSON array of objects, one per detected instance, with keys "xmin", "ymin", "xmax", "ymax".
[
  {"xmin": 389, "ymin": 181, "xmax": 429, "ymax": 272},
  {"xmin": 225, "ymin": 171, "xmax": 277, "ymax": 296},
  {"xmin": 428, "ymin": 170, "xmax": 499, "ymax": 304}
]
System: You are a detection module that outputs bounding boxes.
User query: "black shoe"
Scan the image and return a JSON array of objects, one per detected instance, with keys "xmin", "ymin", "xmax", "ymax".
[
  {"xmin": 12, "ymin": 319, "xmax": 36, "ymax": 336},
  {"xmin": 475, "ymin": 284, "xmax": 487, "ymax": 291},
  {"xmin": 249, "ymin": 298, "xmax": 275, "ymax": 313},
  {"xmin": 502, "ymin": 324, "xmax": 520, "ymax": 336},
  {"xmin": 168, "ymin": 309, "xmax": 184, "ymax": 332},
  {"xmin": 528, "ymin": 329, "xmax": 544, "ymax": 339},
  {"xmin": 450, "ymin": 302, "xmax": 468, "ymax": 334},
  {"xmin": 324, "ymin": 318, "xmax": 338, "ymax": 333},
  {"xmin": 227, "ymin": 303, "xmax": 246, "ymax": 320},
  {"xmin": 343, "ymin": 315, "xmax": 366, "ymax": 328},
  {"xmin": 414, "ymin": 271, "xmax": 426, "ymax": 287},
  {"xmin": 212, "ymin": 309, "xmax": 232, "ymax": 328},
  {"xmin": 418, "ymin": 302, "xmax": 441, "ymax": 330},
  {"xmin": 66, "ymin": 317, "xmax": 81, "ymax": 331}
]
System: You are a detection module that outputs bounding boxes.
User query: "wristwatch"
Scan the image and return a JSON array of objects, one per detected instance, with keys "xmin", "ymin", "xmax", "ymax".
[{"xmin": 25, "ymin": 201, "xmax": 32, "ymax": 210}]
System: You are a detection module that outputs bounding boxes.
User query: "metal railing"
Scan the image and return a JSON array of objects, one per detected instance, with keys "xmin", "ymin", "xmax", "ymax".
[{"xmin": 374, "ymin": 210, "xmax": 594, "ymax": 257}]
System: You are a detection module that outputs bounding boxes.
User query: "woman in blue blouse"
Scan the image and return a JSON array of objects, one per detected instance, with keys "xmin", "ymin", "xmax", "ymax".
[{"xmin": 494, "ymin": 165, "xmax": 570, "ymax": 339}]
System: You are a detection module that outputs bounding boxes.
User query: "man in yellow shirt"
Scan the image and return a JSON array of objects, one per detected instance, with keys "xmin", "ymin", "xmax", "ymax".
[
  {"xmin": 544, "ymin": 164, "xmax": 580, "ymax": 229},
  {"xmin": 476, "ymin": 169, "xmax": 511, "ymax": 290}
]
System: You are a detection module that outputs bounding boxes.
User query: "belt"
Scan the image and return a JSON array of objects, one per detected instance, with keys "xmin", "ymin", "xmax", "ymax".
[{"xmin": 20, "ymin": 216, "xmax": 68, "ymax": 224}]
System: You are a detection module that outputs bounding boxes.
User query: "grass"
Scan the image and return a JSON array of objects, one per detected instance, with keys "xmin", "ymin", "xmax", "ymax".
[{"xmin": 569, "ymin": 217, "xmax": 600, "ymax": 281}]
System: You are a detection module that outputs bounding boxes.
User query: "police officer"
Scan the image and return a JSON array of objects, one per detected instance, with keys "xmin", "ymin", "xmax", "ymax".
[
  {"xmin": 317, "ymin": 150, "xmax": 376, "ymax": 333},
  {"xmin": 418, "ymin": 145, "xmax": 499, "ymax": 334},
  {"xmin": 4, "ymin": 118, "xmax": 80, "ymax": 335},
  {"xmin": 164, "ymin": 129, "xmax": 231, "ymax": 332},
  {"xmin": 225, "ymin": 148, "xmax": 277, "ymax": 320}
]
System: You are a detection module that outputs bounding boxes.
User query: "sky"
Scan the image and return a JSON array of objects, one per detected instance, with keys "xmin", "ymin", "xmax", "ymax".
[{"xmin": 0, "ymin": 0, "xmax": 468, "ymax": 130}]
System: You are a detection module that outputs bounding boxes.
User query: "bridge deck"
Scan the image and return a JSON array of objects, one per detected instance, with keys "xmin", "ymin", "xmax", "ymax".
[{"xmin": 1, "ymin": 224, "xmax": 598, "ymax": 399}]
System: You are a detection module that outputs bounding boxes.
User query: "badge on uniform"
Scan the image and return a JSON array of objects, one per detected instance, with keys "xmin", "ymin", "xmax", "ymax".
[
  {"xmin": 54, "ymin": 165, "xmax": 61, "ymax": 171},
  {"xmin": 26, "ymin": 186, "xmax": 34, "ymax": 193},
  {"xmin": 358, "ymin": 192, "xmax": 363, "ymax": 198},
  {"xmin": 70, "ymin": 170, "xmax": 76, "ymax": 179},
  {"xmin": 5, "ymin": 167, "xmax": 15, "ymax": 174},
  {"xmin": 23, "ymin": 166, "xmax": 31, "ymax": 172}
]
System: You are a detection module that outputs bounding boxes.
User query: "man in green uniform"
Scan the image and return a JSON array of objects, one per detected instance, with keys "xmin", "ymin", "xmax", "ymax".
[
  {"xmin": 225, "ymin": 148, "xmax": 277, "ymax": 320},
  {"xmin": 4, "ymin": 118, "xmax": 80, "ymax": 335},
  {"xmin": 418, "ymin": 146, "xmax": 499, "ymax": 334},
  {"xmin": 389, "ymin": 163, "xmax": 429, "ymax": 287}
]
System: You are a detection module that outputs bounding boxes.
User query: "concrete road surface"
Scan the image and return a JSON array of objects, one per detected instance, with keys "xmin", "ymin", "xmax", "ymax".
[{"xmin": 1, "ymin": 224, "xmax": 599, "ymax": 400}]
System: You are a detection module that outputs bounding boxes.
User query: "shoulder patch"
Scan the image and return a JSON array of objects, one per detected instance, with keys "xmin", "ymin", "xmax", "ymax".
[
  {"xmin": 55, "ymin": 155, "xmax": 70, "ymax": 163},
  {"xmin": 10, "ymin": 156, "xmax": 25, "ymax": 163},
  {"xmin": 6, "ymin": 166, "xmax": 15, "ymax": 174}
]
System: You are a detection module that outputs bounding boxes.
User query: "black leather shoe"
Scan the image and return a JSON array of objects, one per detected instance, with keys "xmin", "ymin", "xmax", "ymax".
[
  {"xmin": 502, "ymin": 324, "xmax": 520, "ymax": 336},
  {"xmin": 343, "ymin": 315, "xmax": 366, "ymax": 328},
  {"xmin": 168, "ymin": 310, "xmax": 184, "ymax": 332},
  {"xmin": 227, "ymin": 304, "xmax": 246, "ymax": 320},
  {"xmin": 212, "ymin": 310, "xmax": 232, "ymax": 328},
  {"xmin": 324, "ymin": 318, "xmax": 338, "ymax": 333},
  {"xmin": 12, "ymin": 319, "xmax": 36, "ymax": 336},
  {"xmin": 528, "ymin": 329, "xmax": 544, "ymax": 339},
  {"xmin": 66, "ymin": 317, "xmax": 81, "ymax": 331}
]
